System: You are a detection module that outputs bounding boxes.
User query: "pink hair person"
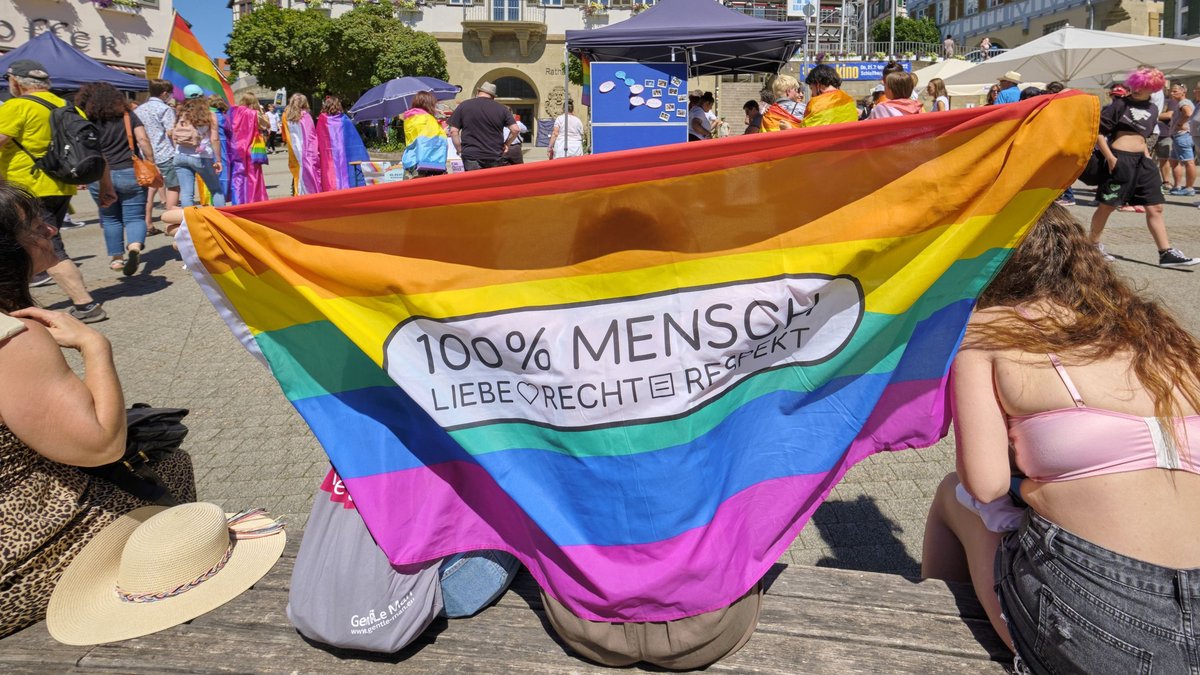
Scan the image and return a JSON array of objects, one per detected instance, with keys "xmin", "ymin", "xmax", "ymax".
[{"xmin": 1126, "ymin": 67, "xmax": 1165, "ymax": 93}]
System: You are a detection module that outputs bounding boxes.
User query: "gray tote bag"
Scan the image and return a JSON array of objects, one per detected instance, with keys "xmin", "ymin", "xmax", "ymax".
[{"xmin": 287, "ymin": 477, "xmax": 443, "ymax": 652}]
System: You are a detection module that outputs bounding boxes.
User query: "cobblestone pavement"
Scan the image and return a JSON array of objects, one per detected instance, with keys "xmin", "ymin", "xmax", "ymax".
[{"xmin": 37, "ymin": 158, "xmax": 1200, "ymax": 577}]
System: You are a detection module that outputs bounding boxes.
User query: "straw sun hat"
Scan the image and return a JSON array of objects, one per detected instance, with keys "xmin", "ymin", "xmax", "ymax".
[{"xmin": 47, "ymin": 502, "xmax": 285, "ymax": 645}]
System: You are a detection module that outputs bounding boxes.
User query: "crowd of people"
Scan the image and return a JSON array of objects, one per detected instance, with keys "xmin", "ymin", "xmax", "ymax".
[{"xmin": 4, "ymin": 50, "xmax": 1200, "ymax": 673}]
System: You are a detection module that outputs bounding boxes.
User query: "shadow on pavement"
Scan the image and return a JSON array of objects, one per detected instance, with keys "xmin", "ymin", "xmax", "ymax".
[{"xmin": 810, "ymin": 495, "xmax": 921, "ymax": 576}]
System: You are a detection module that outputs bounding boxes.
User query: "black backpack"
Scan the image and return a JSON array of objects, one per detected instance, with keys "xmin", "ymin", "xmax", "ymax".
[{"xmin": 11, "ymin": 95, "xmax": 107, "ymax": 185}]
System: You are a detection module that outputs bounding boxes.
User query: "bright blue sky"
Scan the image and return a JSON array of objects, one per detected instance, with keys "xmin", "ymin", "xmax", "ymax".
[{"xmin": 175, "ymin": 0, "xmax": 233, "ymax": 59}]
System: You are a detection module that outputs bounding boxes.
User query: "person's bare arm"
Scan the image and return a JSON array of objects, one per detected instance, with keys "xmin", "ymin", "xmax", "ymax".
[
  {"xmin": 690, "ymin": 117, "xmax": 708, "ymax": 137},
  {"xmin": 504, "ymin": 123, "xmax": 521, "ymax": 147},
  {"xmin": 547, "ymin": 126, "xmax": 559, "ymax": 159},
  {"xmin": 134, "ymin": 125, "xmax": 156, "ymax": 164},
  {"xmin": 449, "ymin": 126, "xmax": 463, "ymax": 154},
  {"xmin": 0, "ymin": 311, "xmax": 125, "ymax": 467},
  {"xmin": 210, "ymin": 112, "xmax": 223, "ymax": 173},
  {"xmin": 952, "ymin": 339, "xmax": 1012, "ymax": 503}
]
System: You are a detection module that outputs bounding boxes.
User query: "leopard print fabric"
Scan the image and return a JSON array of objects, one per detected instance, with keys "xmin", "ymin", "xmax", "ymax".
[{"xmin": 0, "ymin": 425, "xmax": 196, "ymax": 638}]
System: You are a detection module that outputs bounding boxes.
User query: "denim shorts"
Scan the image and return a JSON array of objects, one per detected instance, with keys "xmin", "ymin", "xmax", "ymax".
[
  {"xmin": 996, "ymin": 510, "xmax": 1200, "ymax": 674},
  {"xmin": 156, "ymin": 157, "xmax": 180, "ymax": 189},
  {"xmin": 1171, "ymin": 133, "xmax": 1196, "ymax": 162}
]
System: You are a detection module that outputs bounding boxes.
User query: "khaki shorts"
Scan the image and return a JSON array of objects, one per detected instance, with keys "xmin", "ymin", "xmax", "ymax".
[{"xmin": 541, "ymin": 583, "xmax": 762, "ymax": 670}]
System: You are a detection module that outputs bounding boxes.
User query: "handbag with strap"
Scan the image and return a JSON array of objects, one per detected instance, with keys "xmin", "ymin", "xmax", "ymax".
[
  {"xmin": 79, "ymin": 403, "xmax": 189, "ymax": 506},
  {"xmin": 124, "ymin": 113, "xmax": 163, "ymax": 189}
]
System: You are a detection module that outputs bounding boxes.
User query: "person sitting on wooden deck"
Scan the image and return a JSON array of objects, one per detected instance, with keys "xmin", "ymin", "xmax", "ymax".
[{"xmin": 922, "ymin": 203, "xmax": 1200, "ymax": 672}]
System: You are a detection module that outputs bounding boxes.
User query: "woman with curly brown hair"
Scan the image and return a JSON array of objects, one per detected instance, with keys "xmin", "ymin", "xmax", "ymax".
[
  {"xmin": 75, "ymin": 83, "xmax": 156, "ymax": 275},
  {"xmin": 922, "ymin": 203, "xmax": 1200, "ymax": 672}
]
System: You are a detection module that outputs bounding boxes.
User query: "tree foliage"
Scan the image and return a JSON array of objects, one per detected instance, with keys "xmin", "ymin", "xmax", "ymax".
[
  {"xmin": 565, "ymin": 54, "xmax": 584, "ymax": 87},
  {"xmin": 227, "ymin": 3, "xmax": 449, "ymax": 104},
  {"xmin": 870, "ymin": 17, "xmax": 941, "ymax": 47},
  {"xmin": 227, "ymin": 5, "xmax": 331, "ymax": 98}
]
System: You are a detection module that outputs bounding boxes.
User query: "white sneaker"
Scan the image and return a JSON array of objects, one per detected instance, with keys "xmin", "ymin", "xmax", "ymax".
[{"xmin": 1097, "ymin": 243, "xmax": 1115, "ymax": 262}]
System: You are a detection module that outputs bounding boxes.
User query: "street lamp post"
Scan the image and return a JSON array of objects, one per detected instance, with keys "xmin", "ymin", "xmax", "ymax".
[{"xmin": 889, "ymin": 0, "xmax": 896, "ymax": 59}]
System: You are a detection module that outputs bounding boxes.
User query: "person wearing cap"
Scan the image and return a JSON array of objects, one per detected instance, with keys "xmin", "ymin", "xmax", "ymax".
[
  {"xmin": 447, "ymin": 82, "xmax": 521, "ymax": 171},
  {"xmin": 0, "ymin": 60, "xmax": 108, "ymax": 323},
  {"xmin": 0, "ymin": 182, "xmax": 198, "ymax": 638},
  {"xmin": 994, "ymin": 71, "xmax": 1022, "ymax": 105}
]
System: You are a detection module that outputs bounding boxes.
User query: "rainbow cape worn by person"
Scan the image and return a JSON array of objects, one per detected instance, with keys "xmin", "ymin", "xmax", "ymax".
[
  {"xmin": 802, "ymin": 89, "xmax": 859, "ymax": 127},
  {"xmin": 179, "ymin": 93, "xmax": 1096, "ymax": 622},
  {"xmin": 761, "ymin": 102, "xmax": 805, "ymax": 132},
  {"xmin": 316, "ymin": 112, "xmax": 369, "ymax": 192},
  {"xmin": 160, "ymin": 13, "xmax": 234, "ymax": 105}
]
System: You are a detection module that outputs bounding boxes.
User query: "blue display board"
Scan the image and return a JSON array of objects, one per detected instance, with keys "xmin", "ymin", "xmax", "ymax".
[
  {"xmin": 590, "ymin": 62, "xmax": 689, "ymax": 154},
  {"xmin": 800, "ymin": 61, "xmax": 911, "ymax": 81}
]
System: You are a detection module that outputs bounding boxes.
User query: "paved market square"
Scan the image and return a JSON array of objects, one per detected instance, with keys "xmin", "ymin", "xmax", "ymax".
[{"xmin": 37, "ymin": 155, "xmax": 1200, "ymax": 577}]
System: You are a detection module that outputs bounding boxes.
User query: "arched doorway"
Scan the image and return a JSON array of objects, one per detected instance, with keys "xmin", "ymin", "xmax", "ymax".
[{"xmin": 477, "ymin": 71, "xmax": 539, "ymax": 143}]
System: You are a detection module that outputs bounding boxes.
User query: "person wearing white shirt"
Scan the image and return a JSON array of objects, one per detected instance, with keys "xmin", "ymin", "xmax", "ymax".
[{"xmin": 548, "ymin": 100, "xmax": 584, "ymax": 159}]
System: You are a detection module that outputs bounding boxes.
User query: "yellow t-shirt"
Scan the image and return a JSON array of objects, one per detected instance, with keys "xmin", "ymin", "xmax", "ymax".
[{"xmin": 0, "ymin": 92, "xmax": 77, "ymax": 197}]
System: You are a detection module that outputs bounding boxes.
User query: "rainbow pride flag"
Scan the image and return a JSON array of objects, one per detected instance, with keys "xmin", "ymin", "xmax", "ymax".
[
  {"xmin": 580, "ymin": 56, "xmax": 591, "ymax": 107},
  {"xmin": 179, "ymin": 93, "xmax": 1096, "ymax": 622},
  {"xmin": 160, "ymin": 13, "xmax": 233, "ymax": 104}
]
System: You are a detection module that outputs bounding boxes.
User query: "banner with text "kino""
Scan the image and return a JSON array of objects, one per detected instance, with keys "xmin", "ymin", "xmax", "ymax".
[{"xmin": 180, "ymin": 92, "xmax": 1096, "ymax": 622}]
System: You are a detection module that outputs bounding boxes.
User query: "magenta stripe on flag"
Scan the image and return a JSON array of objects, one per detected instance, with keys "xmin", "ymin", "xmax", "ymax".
[{"xmin": 342, "ymin": 376, "xmax": 951, "ymax": 621}]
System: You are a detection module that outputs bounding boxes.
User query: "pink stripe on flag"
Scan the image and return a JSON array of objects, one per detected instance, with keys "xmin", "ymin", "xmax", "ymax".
[{"xmin": 343, "ymin": 376, "xmax": 951, "ymax": 622}]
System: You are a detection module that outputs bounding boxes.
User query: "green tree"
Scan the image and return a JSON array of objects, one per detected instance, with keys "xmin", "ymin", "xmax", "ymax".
[
  {"xmin": 227, "ymin": 3, "xmax": 448, "ymax": 106},
  {"xmin": 565, "ymin": 54, "xmax": 585, "ymax": 87},
  {"xmin": 376, "ymin": 30, "xmax": 449, "ymax": 83},
  {"xmin": 226, "ymin": 5, "xmax": 332, "ymax": 99},
  {"xmin": 870, "ymin": 16, "xmax": 941, "ymax": 47},
  {"xmin": 325, "ymin": 3, "xmax": 449, "ymax": 101}
]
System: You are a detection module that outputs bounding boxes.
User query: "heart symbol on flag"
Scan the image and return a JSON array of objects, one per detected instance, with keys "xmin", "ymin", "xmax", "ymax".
[{"xmin": 517, "ymin": 381, "xmax": 539, "ymax": 404}]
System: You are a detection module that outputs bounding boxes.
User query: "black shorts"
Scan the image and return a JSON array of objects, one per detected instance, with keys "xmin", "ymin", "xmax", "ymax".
[
  {"xmin": 1097, "ymin": 150, "xmax": 1166, "ymax": 208},
  {"xmin": 37, "ymin": 195, "xmax": 71, "ymax": 261}
]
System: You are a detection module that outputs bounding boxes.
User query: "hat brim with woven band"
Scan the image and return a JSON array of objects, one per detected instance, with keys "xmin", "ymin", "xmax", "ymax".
[{"xmin": 47, "ymin": 506, "xmax": 285, "ymax": 645}]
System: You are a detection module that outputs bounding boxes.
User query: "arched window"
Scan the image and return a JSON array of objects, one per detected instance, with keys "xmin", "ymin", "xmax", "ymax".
[{"xmin": 494, "ymin": 76, "xmax": 537, "ymax": 99}]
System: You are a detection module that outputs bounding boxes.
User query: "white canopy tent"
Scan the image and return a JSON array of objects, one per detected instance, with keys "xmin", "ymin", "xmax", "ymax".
[
  {"xmin": 943, "ymin": 28, "xmax": 1200, "ymax": 89},
  {"xmin": 910, "ymin": 60, "xmax": 986, "ymax": 97}
]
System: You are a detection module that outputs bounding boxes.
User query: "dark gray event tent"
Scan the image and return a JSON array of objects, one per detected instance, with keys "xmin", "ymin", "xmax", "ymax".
[
  {"xmin": 0, "ymin": 32, "xmax": 149, "ymax": 92},
  {"xmin": 565, "ymin": 0, "xmax": 807, "ymax": 76}
]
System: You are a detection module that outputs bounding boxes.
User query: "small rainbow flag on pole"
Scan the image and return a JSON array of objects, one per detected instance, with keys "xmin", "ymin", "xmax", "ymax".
[
  {"xmin": 180, "ymin": 93, "xmax": 1095, "ymax": 622},
  {"xmin": 580, "ymin": 55, "xmax": 591, "ymax": 107},
  {"xmin": 160, "ymin": 12, "xmax": 233, "ymax": 104}
]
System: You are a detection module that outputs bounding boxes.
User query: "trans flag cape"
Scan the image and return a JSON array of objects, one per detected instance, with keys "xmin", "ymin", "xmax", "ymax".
[{"xmin": 179, "ymin": 93, "xmax": 1096, "ymax": 622}]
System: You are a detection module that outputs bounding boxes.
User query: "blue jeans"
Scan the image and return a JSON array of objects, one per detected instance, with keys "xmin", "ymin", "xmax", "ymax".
[
  {"xmin": 174, "ymin": 153, "xmax": 225, "ymax": 207},
  {"xmin": 88, "ymin": 166, "xmax": 147, "ymax": 257},
  {"xmin": 997, "ymin": 510, "xmax": 1200, "ymax": 674},
  {"xmin": 438, "ymin": 550, "xmax": 520, "ymax": 618}
]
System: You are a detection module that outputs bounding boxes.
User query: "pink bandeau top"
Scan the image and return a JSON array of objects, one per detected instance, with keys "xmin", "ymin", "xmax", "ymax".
[{"xmin": 1007, "ymin": 351, "xmax": 1200, "ymax": 482}]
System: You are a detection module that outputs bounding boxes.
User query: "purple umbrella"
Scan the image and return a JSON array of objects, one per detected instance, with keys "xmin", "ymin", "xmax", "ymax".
[{"xmin": 348, "ymin": 77, "xmax": 461, "ymax": 122}]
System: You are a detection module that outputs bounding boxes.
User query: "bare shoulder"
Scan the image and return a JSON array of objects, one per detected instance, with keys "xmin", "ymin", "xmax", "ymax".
[
  {"xmin": 0, "ymin": 318, "xmax": 66, "ymax": 371},
  {"xmin": 966, "ymin": 305, "xmax": 1018, "ymax": 327}
]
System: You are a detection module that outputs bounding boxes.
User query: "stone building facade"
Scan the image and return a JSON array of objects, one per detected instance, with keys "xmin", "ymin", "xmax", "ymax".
[{"xmin": 0, "ymin": 0, "xmax": 175, "ymax": 80}]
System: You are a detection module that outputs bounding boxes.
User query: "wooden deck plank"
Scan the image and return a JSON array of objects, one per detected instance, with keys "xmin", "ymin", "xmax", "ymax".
[{"xmin": 1, "ymin": 541, "xmax": 1011, "ymax": 673}]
